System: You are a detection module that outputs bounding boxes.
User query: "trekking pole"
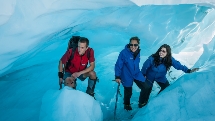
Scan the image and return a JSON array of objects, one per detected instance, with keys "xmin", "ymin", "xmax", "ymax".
[
  {"xmin": 59, "ymin": 82, "xmax": 62, "ymax": 90},
  {"xmin": 114, "ymin": 83, "xmax": 120, "ymax": 120}
]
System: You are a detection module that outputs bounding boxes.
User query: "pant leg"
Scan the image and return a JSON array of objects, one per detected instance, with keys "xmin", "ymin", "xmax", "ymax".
[
  {"xmin": 157, "ymin": 81, "xmax": 170, "ymax": 94},
  {"xmin": 134, "ymin": 80, "xmax": 152, "ymax": 104},
  {"xmin": 145, "ymin": 86, "xmax": 152, "ymax": 103},
  {"xmin": 124, "ymin": 86, "xmax": 132, "ymax": 105},
  {"xmin": 86, "ymin": 77, "xmax": 98, "ymax": 96}
]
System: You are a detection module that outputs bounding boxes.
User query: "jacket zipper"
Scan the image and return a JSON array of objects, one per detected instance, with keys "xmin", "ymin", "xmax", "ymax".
[
  {"xmin": 153, "ymin": 66, "xmax": 158, "ymax": 82},
  {"xmin": 156, "ymin": 65, "xmax": 160, "ymax": 81}
]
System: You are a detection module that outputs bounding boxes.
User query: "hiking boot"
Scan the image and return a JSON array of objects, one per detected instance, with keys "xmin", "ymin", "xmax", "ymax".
[
  {"xmin": 86, "ymin": 78, "xmax": 97, "ymax": 95},
  {"xmin": 124, "ymin": 104, "xmax": 132, "ymax": 111},
  {"xmin": 138, "ymin": 102, "xmax": 147, "ymax": 108},
  {"xmin": 88, "ymin": 92, "xmax": 94, "ymax": 96},
  {"xmin": 87, "ymin": 92, "xmax": 96, "ymax": 100}
]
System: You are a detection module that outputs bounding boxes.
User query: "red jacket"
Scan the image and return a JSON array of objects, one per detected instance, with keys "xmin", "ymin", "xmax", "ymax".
[{"xmin": 61, "ymin": 48, "xmax": 95, "ymax": 73}]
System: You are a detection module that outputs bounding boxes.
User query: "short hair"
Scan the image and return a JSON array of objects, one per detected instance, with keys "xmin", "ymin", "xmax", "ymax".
[
  {"xmin": 129, "ymin": 36, "xmax": 140, "ymax": 44},
  {"xmin": 79, "ymin": 37, "xmax": 89, "ymax": 47}
]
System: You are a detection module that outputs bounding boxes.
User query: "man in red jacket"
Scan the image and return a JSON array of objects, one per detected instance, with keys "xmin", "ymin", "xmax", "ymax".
[{"xmin": 58, "ymin": 37, "xmax": 97, "ymax": 97}]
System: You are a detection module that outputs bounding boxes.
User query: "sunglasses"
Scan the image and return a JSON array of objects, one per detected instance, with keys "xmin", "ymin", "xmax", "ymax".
[
  {"xmin": 160, "ymin": 50, "xmax": 166, "ymax": 53},
  {"xmin": 129, "ymin": 44, "xmax": 138, "ymax": 47}
]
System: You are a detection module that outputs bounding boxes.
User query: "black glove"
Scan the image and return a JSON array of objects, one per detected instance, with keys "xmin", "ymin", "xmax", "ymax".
[
  {"xmin": 115, "ymin": 76, "xmax": 121, "ymax": 79},
  {"xmin": 187, "ymin": 69, "xmax": 191, "ymax": 73},
  {"xmin": 187, "ymin": 68, "xmax": 199, "ymax": 73},
  {"xmin": 58, "ymin": 72, "xmax": 64, "ymax": 78}
]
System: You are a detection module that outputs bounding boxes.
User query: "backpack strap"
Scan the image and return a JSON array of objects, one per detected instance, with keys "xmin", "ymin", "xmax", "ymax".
[
  {"xmin": 65, "ymin": 48, "xmax": 76, "ymax": 69},
  {"xmin": 70, "ymin": 47, "xmax": 76, "ymax": 60},
  {"xmin": 87, "ymin": 48, "xmax": 91, "ymax": 60}
]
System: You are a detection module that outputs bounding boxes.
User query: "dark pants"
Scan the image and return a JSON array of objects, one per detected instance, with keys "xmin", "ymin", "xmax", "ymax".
[
  {"xmin": 157, "ymin": 81, "xmax": 170, "ymax": 94},
  {"xmin": 145, "ymin": 80, "xmax": 170, "ymax": 97},
  {"xmin": 124, "ymin": 80, "xmax": 151, "ymax": 105}
]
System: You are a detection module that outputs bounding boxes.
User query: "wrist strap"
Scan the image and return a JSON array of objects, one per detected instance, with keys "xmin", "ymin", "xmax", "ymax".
[{"xmin": 58, "ymin": 72, "xmax": 64, "ymax": 78}]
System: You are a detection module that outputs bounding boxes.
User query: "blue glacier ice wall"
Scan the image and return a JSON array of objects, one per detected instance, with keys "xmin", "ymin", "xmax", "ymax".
[{"xmin": 0, "ymin": 0, "xmax": 215, "ymax": 121}]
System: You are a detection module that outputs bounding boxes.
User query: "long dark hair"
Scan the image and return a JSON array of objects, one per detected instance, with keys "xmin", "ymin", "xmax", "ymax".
[{"xmin": 151, "ymin": 44, "xmax": 172, "ymax": 71}]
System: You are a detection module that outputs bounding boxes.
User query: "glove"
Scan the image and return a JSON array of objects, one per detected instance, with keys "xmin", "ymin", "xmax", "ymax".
[{"xmin": 187, "ymin": 68, "xmax": 199, "ymax": 73}]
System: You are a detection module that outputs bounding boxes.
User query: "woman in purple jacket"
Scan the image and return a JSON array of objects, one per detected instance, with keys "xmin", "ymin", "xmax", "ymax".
[
  {"xmin": 141, "ymin": 44, "xmax": 199, "ymax": 103},
  {"xmin": 115, "ymin": 37, "xmax": 151, "ymax": 110}
]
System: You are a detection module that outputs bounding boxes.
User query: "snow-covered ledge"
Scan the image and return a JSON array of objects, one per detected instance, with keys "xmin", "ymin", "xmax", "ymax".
[{"xmin": 130, "ymin": 0, "xmax": 215, "ymax": 8}]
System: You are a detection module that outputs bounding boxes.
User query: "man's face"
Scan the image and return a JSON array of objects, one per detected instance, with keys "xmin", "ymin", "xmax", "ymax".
[{"xmin": 78, "ymin": 42, "xmax": 88, "ymax": 55}]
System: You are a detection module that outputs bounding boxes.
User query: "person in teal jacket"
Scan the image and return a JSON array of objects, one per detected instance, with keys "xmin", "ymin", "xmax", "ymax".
[
  {"xmin": 141, "ymin": 44, "xmax": 199, "ymax": 103},
  {"xmin": 115, "ymin": 37, "xmax": 151, "ymax": 110}
]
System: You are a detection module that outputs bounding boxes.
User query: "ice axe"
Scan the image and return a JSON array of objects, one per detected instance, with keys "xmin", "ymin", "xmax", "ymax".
[{"xmin": 113, "ymin": 80, "xmax": 122, "ymax": 120}]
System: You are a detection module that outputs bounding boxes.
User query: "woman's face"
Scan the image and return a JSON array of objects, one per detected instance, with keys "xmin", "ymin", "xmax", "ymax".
[
  {"xmin": 159, "ymin": 47, "xmax": 167, "ymax": 58},
  {"xmin": 129, "ymin": 39, "xmax": 139, "ymax": 52}
]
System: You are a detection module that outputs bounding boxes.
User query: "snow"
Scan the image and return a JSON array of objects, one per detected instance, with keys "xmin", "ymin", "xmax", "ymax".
[
  {"xmin": 130, "ymin": 0, "xmax": 215, "ymax": 7},
  {"xmin": 40, "ymin": 86, "xmax": 103, "ymax": 121}
]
